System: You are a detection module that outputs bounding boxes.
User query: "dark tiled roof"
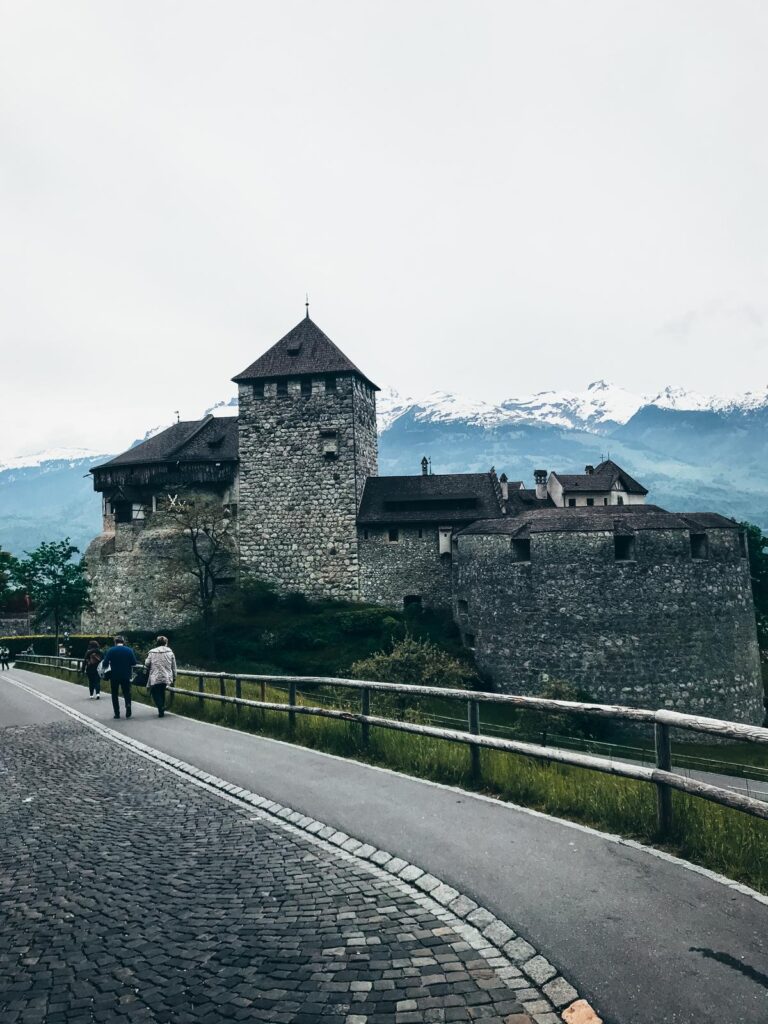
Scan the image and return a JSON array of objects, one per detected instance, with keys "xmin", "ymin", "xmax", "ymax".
[
  {"xmin": 94, "ymin": 416, "xmax": 238, "ymax": 469},
  {"xmin": 551, "ymin": 459, "xmax": 648, "ymax": 496},
  {"xmin": 459, "ymin": 504, "xmax": 737, "ymax": 537},
  {"xmin": 232, "ymin": 315, "xmax": 379, "ymax": 389},
  {"xmin": 358, "ymin": 473, "xmax": 504, "ymax": 525}
]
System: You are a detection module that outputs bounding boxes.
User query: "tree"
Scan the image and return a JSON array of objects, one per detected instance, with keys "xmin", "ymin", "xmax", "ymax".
[
  {"xmin": 159, "ymin": 493, "xmax": 237, "ymax": 656},
  {"xmin": 14, "ymin": 539, "xmax": 90, "ymax": 650},
  {"xmin": 0, "ymin": 546, "xmax": 16, "ymax": 608},
  {"xmin": 741, "ymin": 521, "xmax": 768, "ymax": 671},
  {"xmin": 350, "ymin": 635, "xmax": 479, "ymax": 719}
]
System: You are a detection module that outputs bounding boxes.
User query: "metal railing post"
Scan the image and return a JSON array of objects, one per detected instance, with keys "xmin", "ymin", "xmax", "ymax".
[
  {"xmin": 198, "ymin": 674, "xmax": 205, "ymax": 710},
  {"xmin": 655, "ymin": 722, "xmax": 673, "ymax": 838},
  {"xmin": 361, "ymin": 687, "xmax": 370, "ymax": 750},
  {"xmin": 468, "ymin": 699, "xmax": 481, "ymax": 784}
]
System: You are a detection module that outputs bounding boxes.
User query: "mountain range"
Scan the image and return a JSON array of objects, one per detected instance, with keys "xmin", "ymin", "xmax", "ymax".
[{"xmin": 2, "ymin": 381, "xmax": 766, "ymax": 556}]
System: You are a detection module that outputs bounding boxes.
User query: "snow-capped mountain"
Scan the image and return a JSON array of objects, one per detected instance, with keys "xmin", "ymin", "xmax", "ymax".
[{"xmin": 0, "ymin": 447, "xmax": 107, "ymax": 473}]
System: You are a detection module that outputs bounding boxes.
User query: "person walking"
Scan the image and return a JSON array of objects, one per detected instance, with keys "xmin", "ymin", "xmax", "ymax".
[
  {"xmin": 0, "ymin": 646, "xmax": 10, "ymax": 670},
  {"xmin": 144, "ymin": 636, "xmax": 176, "ymax": 718},
  {"xmin": 101, "ymin": 635, "xmax": 138, "ymax": 719},
  {"xmin": 81, "ymin": 640, "xmax": 103, "ymax": 698}
]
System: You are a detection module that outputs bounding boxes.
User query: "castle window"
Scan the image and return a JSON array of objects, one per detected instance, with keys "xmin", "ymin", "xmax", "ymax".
[
  {"xmin": 511, "ymin": 538, "xmax": 531, "ymax": 562},
  {"xmin": 276, "ymin": 380, "xmax": 288, "ymax": 396},
  {"xmin": 690, "ymin": 533, "xmax": 709, "ymax": 560},
  {"xmin": 363, "ymin": 529, "xmax": 369, "ymax": 540},
  {"xmin": 301, "ymin": 379, "xmax": 312, "ymax": 398},
  {"xmin": 464, "ymin": 632, "xmax": 476, "ymax": 649},
  {"xmin": 458, "ymin": 598, "xmax": 469, "ymax": 614},
  {"xmin": 616, "ymin": 495, "xmax": 624, "ymax": 506},
  {"xmin": 603, "ymin": 498, "xmax": 608, "ymax": 506},
  {"xmin": 586, "ymin": 497, "xmax": 594, "ymax": 507},
  {"xmin": 388, "ymin": 527, "xmax": 399, "ymax": 543},
  {"xmin": 113, "ymin": 502, "xmax": 132, "ymax": 525},
  {"xmin": 253, "ymin": 381, "xmax": 264, "ymax": 400},
  {"xmin": 326, "ymin": 376, "xmax": 337, "ymax": 394},
  {"xmin": 739, "ymin": 531, "xmax": 748, "ymax": 558},
  {"xmin": 438, "ymin": 527, "xmax": 452, "ymax": 555},
  {"xmin": 614, "ymin": 535, "xmax": 635, "ymax": 561},
  {"xmin": 418, "ymin": 528, "xmax": 423, "ymax": 538},
  {"xmin": 320, "ymin": 429, "xmax": 339, "ymax": 459},
  {"xmin": 568, "ymin": 498, "xmax": 576, "ymax": 507}
]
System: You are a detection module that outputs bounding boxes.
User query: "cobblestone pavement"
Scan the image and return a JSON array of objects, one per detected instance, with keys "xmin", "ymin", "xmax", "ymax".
[{"xmin": 0, "ymin": 721, "xmax": 546, "ymax": 1024}]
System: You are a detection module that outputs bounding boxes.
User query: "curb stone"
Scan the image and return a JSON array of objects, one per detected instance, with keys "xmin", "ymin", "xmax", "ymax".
[{"xmin": 6, "ymin": 674, "xmax": 604, "ymax": 1024}]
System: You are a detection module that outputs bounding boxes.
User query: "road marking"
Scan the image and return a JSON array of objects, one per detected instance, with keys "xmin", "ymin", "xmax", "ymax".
[{"xmin": 5, "ymin": 671, "xmax": 603, "ymax": 1024}]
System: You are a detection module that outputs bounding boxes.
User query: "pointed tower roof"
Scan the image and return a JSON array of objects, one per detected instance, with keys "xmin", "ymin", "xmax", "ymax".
[{"xmin": 232, "ymin": 315, "xmax": 379, "ymax": 389}]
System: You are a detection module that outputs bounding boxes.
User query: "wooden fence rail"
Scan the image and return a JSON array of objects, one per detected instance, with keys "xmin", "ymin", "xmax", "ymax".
[{"xmin": 13, "ymin": 654, "xmax": 768, "ymax": 836}]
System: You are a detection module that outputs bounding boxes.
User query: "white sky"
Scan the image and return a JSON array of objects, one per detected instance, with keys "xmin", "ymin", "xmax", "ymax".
[{"xmin": 1, "ymin": 0, "xmax": 767, "ymax": 460}]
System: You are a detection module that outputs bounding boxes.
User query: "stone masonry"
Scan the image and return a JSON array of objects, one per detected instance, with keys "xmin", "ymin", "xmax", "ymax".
[
  {"xmin": 455, "ymin": 523, "xmax": 764, "ymax": 724},
  {"xmin": 237, "ymin": 374, "xmax": 377, "ymax": 601}
]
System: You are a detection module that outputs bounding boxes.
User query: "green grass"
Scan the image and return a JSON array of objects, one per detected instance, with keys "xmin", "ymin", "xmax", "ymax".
[{"xmin": 20, "ymin": 660, "xmax": 768, "ymax": 895}]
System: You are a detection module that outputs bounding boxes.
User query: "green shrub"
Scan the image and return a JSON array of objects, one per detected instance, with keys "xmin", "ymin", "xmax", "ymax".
[
  {"xmin": 240, "ymin": 578, "xmax": 279, "ymax": 613},
  {"xmin": 282, "ymin": 591, "xmax": 309, "ymax": 613}
]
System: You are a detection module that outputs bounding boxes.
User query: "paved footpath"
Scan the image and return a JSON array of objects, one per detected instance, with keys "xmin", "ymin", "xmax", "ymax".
[
  {"xmin": 1, "ymin": 715, "xmax": 554, "ymax": 1024},
  {"xmin": 4, "ymin": 668, "xmax": 768, "ymax": 1024}
]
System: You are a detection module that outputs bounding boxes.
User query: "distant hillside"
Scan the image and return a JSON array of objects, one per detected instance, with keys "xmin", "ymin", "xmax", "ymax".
[{"xmin": 2, "ymin": 380, "xmax": 766, "ymax": 556}]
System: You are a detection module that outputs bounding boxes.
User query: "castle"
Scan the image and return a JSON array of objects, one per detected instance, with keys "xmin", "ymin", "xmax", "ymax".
[{"xmin": 83, "ymin": 313, "xmax": 764, "ymax": 724}]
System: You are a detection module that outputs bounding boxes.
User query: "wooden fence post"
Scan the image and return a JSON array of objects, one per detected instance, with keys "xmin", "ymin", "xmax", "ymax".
[
  {"xmin": 260, "ymin": 680, "xmax": 266, "ymax": 728},
  {"xmin": 197, "ymin": 674, "xmax": 205, "ymax": 710},
  {"xmin": 655, "ymin": 722, "xmax": 673, "ymax": 838},
  {"xmin": 468, "ymin": 699, "xmax": 481, "ymax": 784},
  {"xmin": 219, "ymin": 674, "xmax": 226, "ymax": 697},
  {"xmin": 235, "ymin": 677, "xmax": 242, "ymax": 721},
  {"xmin": 361, "ymin": 687, "xmax": 370, "ymax": 750},
  {"xmin": 289, "ymin": 681, "xmax": 297, "ymax": 738}
]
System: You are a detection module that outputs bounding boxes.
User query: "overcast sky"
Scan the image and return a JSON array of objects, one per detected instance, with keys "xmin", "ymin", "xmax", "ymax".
[{"xmin": 1, "ymin": 1, "xmax": 767, "ymax": 460}]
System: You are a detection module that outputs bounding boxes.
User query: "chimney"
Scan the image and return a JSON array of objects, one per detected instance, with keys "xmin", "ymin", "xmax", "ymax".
[
  {"xmin": 585, "ymin": 464, "xmax": 594, "ymax": 475},
  {"xmin": 534, "ymin": 469, "xmax": 547, "ymax": 500},
  {"xmin": 421, "ymin": 456, "xmax": 429, "ymax": 476},
  {"xmin": 499, "ymin": 472, "xmax": 509, "ymax": 501}
]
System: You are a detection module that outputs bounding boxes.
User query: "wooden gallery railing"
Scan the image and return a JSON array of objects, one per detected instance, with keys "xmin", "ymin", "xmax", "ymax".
[{"xmin": 15, "ymin": 653, "xmax": 768, "ymax": 837}]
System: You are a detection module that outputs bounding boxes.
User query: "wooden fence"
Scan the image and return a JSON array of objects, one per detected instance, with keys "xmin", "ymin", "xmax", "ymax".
[{"xmin": 14, "ymin": 653, "xmax": 768, "ymax": 837}]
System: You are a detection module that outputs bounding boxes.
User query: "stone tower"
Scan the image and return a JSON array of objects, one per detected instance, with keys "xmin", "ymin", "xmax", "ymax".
[{"xmin": 233, "ymin": 313, "xmax": 379, "ymax": 600}]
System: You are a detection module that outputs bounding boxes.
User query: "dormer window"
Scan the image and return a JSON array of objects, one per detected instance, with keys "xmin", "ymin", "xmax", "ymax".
[{"xmin": 287, "ymin": 343, "xmax": 302, "ymax": 356}]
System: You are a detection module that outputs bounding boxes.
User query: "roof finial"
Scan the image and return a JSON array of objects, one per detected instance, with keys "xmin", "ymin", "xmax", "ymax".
[{"xmin": 305, "ymin": 293, "xmax": 309, "ymax": 319}]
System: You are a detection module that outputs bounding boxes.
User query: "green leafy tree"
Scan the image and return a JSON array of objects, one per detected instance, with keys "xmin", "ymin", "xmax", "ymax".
[
  {"xmin": 13, "ymin": 539, "xmax": 90, "ymax": 650},
  {"xmin": 741, "ymin": 522, "xmax": 768, "ymax": 634},
  {"xmin": 350, "ymin": 634, "xmax": 478, "ymax": 719},
  {"xmin": 0, "ymin": 546, "xmax": 17, "ymax": 608}
]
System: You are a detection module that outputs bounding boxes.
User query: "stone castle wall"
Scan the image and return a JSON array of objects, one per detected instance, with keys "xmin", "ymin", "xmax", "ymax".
[
  {"xmin": 359, "ymin": 525, "xmax": 453, "ymax": 609},
  {"xmin": 237, "ymin": 375, "xmax": 377, "ymax": 600},
  {"xmin": 455, "ymin": 526, "xmax": 764, "ymax": 724},
  {"xmin": 81, "ymin": 520, "xmax": 200, "ymax": 634}
]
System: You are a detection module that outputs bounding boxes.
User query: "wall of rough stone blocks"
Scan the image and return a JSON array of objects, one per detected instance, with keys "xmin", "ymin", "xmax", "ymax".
[
  {"xmin": 455, "ymin": 527, "xmax": 764, "ymax": 724},
  {"xmin": 237, "ymin": 374, "xmax": 377, "ymax": 600},
  {"xmin": 358, "ymin": 525, "xmax": 454, "ymax": 609}
]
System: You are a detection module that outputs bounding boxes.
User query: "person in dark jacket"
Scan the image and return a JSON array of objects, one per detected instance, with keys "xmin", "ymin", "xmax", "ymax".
[
  {"xmin": 101, "ymin": 636, "xmax": 138, "ymax": 719},
  {"xmin": 0, "ymin": 646, "xmax": 9, "ymax": 670},
  {"xmin": 81, "ymin": 640, "xmax": 103, "ymax": 698}
]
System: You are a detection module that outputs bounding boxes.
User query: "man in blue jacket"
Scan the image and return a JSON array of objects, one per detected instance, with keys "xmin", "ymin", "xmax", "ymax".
[{"xmin": 101, "ymin": 636, "xmax": 138, "ymax": 720}]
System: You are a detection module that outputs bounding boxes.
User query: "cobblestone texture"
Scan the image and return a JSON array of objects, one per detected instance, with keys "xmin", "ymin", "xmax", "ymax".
[{"xmin": 0, "ymin": 720, "xmax": 543, "ymax": 1023}]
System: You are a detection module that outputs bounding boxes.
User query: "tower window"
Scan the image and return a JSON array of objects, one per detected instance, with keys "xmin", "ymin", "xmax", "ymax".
[
  {"xmin": 320, "ymin": 429, "xmax": 338, "ymax": 459},
  {"xmin": 616, "ymin": 495, "xmax": 624, "ymax": 506},
  {"xmin": 464, "ymin": 632, "xmax": 476, "ymax": 649},
  {"xmin": 253, "ymin": 382, "xmax": 264, "ymax": 400},
  {"xmin": 614, "ymin": 535, "xmax": 635, "ymax": 561},
  {"xmin": 276, "ymin": 380, "xmax": 288, "ymax": 396},
  {"xmin": 690, "ymin": 533, "xmax": 708, "ymax": 560},
  {"xmin": 586, "ymin": 497, "xmax": 594, "ymax": 507},
  {"xmin": 458, "ymin": 598, "xmax": 468, "ymax": 614},
  {"xmin": 568, "ymin": 498, "xmax": 576, "ymax": 507},
  {"xmin": 326, "ymin": 376, "xmax": 337, "ymax": 394},
  {"xmin": 511, "ymin": 538, "xmax": 531, "ymax": 561},
  {"xmin": 739, "ymin": 532, "xmax": 748, "ymax": 558},
  {"xmin": 300, "ymin": 379, "xmax": 312, "ymax": 398},
  {"xmin": 388, "ymin": 528, "xmax": 399, "ymax": 543},
  {"xmin": 603, "ymin": 498, "xmax": 608, "ymax": 505},
  {"xmin": 363, "ymin": 529, "xmax": 369, "ymax": 540}
]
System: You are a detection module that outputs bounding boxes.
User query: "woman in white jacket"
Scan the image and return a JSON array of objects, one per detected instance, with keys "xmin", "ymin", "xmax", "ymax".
[{"xmin": 144, "ymin": 636, "xmax": 177, "ymax": 718}]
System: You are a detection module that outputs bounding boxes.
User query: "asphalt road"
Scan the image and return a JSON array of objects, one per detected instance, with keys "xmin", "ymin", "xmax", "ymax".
[{"xmin": 5, "ymin": 667, "xmax": 768, "ymax": 1024}]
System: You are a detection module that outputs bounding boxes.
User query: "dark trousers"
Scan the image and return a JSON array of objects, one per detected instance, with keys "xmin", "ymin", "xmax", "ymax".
[
  {"xmin": 150, "ymin": 684, "xmax": 166, "ymax": 715},
  {"xmin": 110, "ymin": 678, "xmax": 132, "ymax": 717},
  {"xmin": 0, "ymin": 659, "xmax": 8, "ymax": 670},
  {"xmin": 86, "ymin": 669, "xmax": 101, "ymax": 696}
]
